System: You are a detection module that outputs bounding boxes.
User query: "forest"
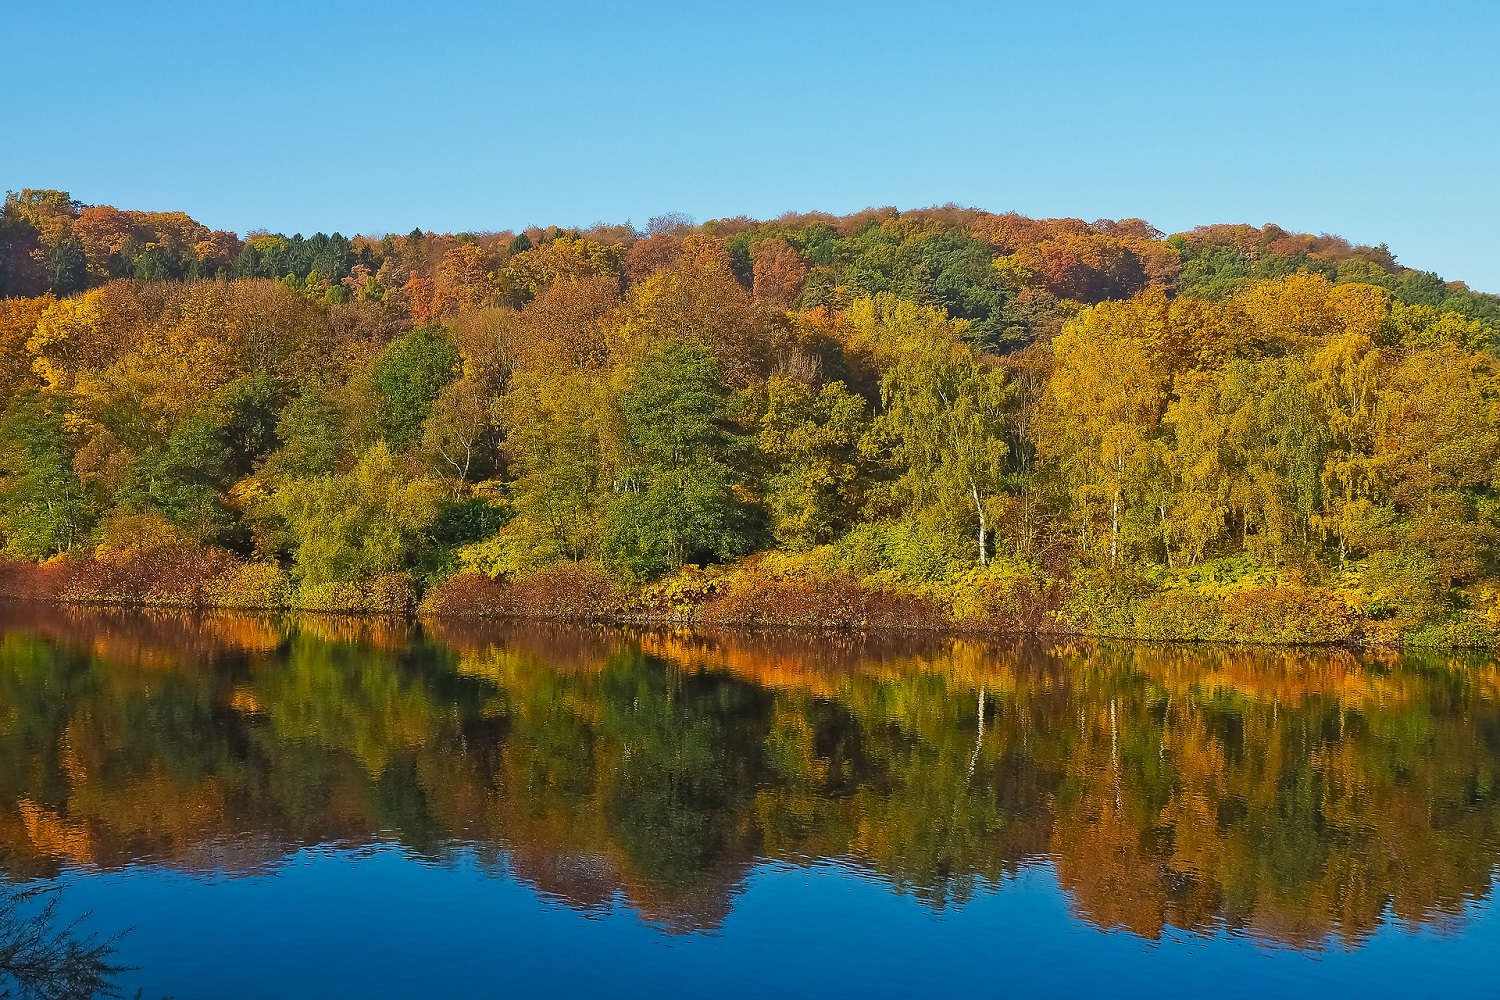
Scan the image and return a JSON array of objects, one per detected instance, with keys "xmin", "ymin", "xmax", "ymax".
[{"xmin": 3, "ymin": 187, "xmax": 1500, "ymax": 645}]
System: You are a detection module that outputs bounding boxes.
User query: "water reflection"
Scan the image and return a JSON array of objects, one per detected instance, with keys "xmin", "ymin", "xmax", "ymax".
[{"xmin": 0, "ymin": 606, "xmax": 1496, "ymax": 948}]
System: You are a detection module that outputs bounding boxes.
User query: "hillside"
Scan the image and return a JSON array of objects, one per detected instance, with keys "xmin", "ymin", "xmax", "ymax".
[{"xmin": 3, "ymin": 187, "xmax": 1500, "ymax": 645}]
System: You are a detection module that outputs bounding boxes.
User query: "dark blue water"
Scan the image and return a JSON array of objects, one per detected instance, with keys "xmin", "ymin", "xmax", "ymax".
[
  {"xmin": 53, "ymin": 851, "xmax": 1497, "ymax": 999},
  {"xmin": 1, "ymin": 609, "xmax": 1496, "ymax": 998}
]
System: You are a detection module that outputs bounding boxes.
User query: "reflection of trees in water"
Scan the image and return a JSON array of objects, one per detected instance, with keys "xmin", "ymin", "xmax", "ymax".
[
  {"xmin": 0, "ymin": 882, "xmax": 126, "ymax": 999},
  {"xmin": 0, "ymin": 606, "xmax": 1497, "ymax": 945}
]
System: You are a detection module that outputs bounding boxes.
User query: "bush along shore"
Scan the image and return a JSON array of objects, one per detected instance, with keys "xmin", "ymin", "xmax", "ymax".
[
  {"xmin": 5, "ymin": 192, "xmax": 1500, "ymax": 648},
  {"xmin": 0, "ymin": 546, "xmax": 1489, "ymax": 648}
]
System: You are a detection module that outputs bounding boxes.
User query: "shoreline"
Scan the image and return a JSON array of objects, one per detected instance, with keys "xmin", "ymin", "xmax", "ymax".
[
  {"xmin": 0, "ymin": 592, "xmax": 1476, "ymax": 654},
  {"xmin": 3, "ymin": 554, "xmax": 1495, "ymax": 652}
]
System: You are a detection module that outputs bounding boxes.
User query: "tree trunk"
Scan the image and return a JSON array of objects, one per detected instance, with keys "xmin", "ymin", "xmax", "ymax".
[
  {"xmin": 971, "ymin": 478, "xmax": 987, "ymax": 565},
  {"xmin": 1110, "ymin": 491, "xmax": 1120, "ymax": 566}
]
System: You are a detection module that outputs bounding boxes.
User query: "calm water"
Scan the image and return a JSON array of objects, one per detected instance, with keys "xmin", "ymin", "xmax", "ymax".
[{"xmin": 0, "ymin": 608, "xmax": 1496, "ymax": 998}]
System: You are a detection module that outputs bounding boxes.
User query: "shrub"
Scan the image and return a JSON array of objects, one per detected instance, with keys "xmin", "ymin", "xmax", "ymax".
[
  {"xmin": 60, "ymin": 544, "xmax": 237, "ymax": 607},
  {"xmin": 206, "ymin": 562, "xmax": 294, "ymax": 609},
  {"xmin": 1129, "ymin": 582, "xmax": 1362, "ymax": 644},
  {"xmin": 701, "ymin": 552, "xmax": 944, "ymax": 630},
  {"xmin": 420, "ymin": 563, "xmax": 624, "ymax": 620},
  {"xmin": 1402, "ymin": 612, "xmax": 1497, "ymax": 649},
  {"xmin": 836, "ymin": 512, "xmax": 968, "ymax": 583},
  {"xmin": 0, "ymin": 556, "xmax": 67, "ymax": 601},
  {"xmin": 418, "ymin": 571, "xmax": 510, "ymax": 618},
  {"xmin": 1058, "ymin": 564, "xmax": 1156, "ymax": 636},
  {"xmin": 632, "ymin": 565, "xmax": 726, "ymax": 620},
  {"xmin": 943, "ymin": 561, "xmax": 1062, "ymax": 632},
  {"xmin": 296, "ymin": 573, "xmax": 417, "ymax": 614}
]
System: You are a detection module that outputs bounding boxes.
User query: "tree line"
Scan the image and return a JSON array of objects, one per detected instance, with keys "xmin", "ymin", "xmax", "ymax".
[{"xmin": 3, "ymin": 189, "xmax": 1500, "ymax": 643}]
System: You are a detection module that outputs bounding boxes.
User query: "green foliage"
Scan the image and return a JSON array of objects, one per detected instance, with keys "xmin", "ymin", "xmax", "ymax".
[
  {"xmin": 417, "ymin": 496, "xmax": 507, "ymax": 580},
  {"xmin": 1358, "ymin": 549, "xmax": 1443, "ymax": 622},
  {"xmin": 758, "ymin": 377, "xmax": 866, "ymax": 549},
  {"xmin": 0, "ymin": 392, "xmax": 91, "ymax": 556},
  {"xmin": 271, "ymin": 442, "xmax": 446, "ymax": 586},
  {"xmin": 45, "ymin": 236, "xmax": 88, "ymax": 294},
  {"xmin": 264, "ymin": 386, "xmax": 345, "ymax": 478},
  {"xmin": 837, "ymin": 512, "xmax": 971, "ymax": 583},
  {"xmin": 370, "ymin": 326, "xmax": 461, "ymax": 450},
  {"xmin": 119, "ymin": 414, "xmax": 239, "ymax": 546},
  {"xmin": 214, "ymin": 374, "xmax": 282, "ymax": 473},
  {"xmin": 831, "ymin": 225, "xmax": 1013, "ymax": 347},
  {"xmin": 603, "ymin": 342, "xmax": 761, "ymax": 579}
]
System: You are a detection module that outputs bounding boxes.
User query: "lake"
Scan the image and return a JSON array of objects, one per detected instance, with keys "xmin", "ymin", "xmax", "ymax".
[{"xmin": 0, "ymin": 607, "xmax": 1496, "ymax": 998}]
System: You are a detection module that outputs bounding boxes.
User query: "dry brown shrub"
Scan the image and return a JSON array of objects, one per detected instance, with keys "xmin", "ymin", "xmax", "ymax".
[
  {"xmin": 700, "ymin": 563, "xmax": 943, "ymax": 631},
  {"xmin": 60, "ymin": 545, "xmax": 238, "ymax": 607},
  {"xmin": 422, "ymin": 564, "xmax": 626, "ymax": 621},
  {"xmin": 0, "ymin": 557, "xmax": 69, "ymax": 601}
]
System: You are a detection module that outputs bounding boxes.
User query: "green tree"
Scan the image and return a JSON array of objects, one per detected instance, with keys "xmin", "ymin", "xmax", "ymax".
[
  {"xmin": 263, "ymin": 386, "xmax": 345, "ymax": 479},
  {"xmin": 0, "ymin": 392, "xmax": 91, "ymax": 556},
  {"xmin": 270, "ymin": 442, "xmax": 445, "ymax": 585},
  {"xmin": 758, "ymin": 377, "xmax": 866, "ymax": 549},
  {"xmin": 119, "ymin": 414, "xmax": 238, "ymax": 545},
  {"xmin": 369, "ymin": 327, "xmax": 461, "ymax": 450},
  {"xmin": 603, "ymin": 341, "xmax": 759, "ymax": 578}
]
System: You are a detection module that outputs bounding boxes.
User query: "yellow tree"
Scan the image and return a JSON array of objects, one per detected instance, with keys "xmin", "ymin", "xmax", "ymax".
[
  {"xmin": 1040, "ymin": 300, "xmax": 1168, "ymax": 564},
  {"xmin": 852, "ymin": 295, "xmax": 1010, "ymax": 565},
  {"xmin": 1377, "ymin": 343, "xmax": 1500, "ymax": 584},
  {"xmin": 610, "ymin": 235, "xmax": 777, "ymax": 386},
  {"xmin": 1306, "ymin": 330, "xmax": 1388, "ymax": 564},
  {"xmin": 1161, "ymin": 369, "xmax": 1232, "ymax": 565}
]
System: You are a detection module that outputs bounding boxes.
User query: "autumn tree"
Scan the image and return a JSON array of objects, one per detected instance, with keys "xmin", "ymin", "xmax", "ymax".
[
  {"xmin": 750, "ymin": 237, "xmax": 807, "ymax": 308},
  {"xmin": 1040, "ymin": 300, "xmax": 1167, "ymax": 564},
  {"xmin": 853, "ymin": 295, "xmax": 1010, "ymax": 565},
  {"xmin": 757, "ymin": 377, "xmax": 866, "ymax": 549},
  {"xmin": 488, "ymin": 367, "xmax": 615, "ymax": 572}
]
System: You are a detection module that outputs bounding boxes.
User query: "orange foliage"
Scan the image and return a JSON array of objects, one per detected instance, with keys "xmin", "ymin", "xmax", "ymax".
[
  {"xmin": 751, "ymin": 237, "xmax": 807, "ymax": 307},
  {"xmin": 402, "ymin": 273, "xmax": 437, "ymax": 326}
]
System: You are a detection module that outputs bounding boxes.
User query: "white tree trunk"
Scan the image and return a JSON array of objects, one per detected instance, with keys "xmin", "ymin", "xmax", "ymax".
[{"xmin": 971, "ymin": 478, "xmax": 988, "ymax": 565}]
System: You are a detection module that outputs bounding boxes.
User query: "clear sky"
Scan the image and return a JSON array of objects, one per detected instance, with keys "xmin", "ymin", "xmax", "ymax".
[{"xmin": 4, "ymin": 0, "xmax": 1497, "ymax": 290}]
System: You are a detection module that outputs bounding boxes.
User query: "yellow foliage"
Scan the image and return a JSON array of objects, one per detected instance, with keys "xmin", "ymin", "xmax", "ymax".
[
  {"xmin": 505, "ymin": 237, "xmax": 622, "ymax": 295},
  {"xmin": 93, "ymin": 510, "xmax": 192, "ymax": 559},
  {"xmin": 27, "ymin": 289, "xmax": 104, "ymax": 391}
]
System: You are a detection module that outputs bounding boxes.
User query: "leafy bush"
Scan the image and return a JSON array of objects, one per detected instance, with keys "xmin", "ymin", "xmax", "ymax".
[
  {"xmin": 206, "ymin": 561, "xmax": 294, "ymax": 609},
  {"xmin": 297, "ymin": 572, "xmax": 416, "ymax": 614}
]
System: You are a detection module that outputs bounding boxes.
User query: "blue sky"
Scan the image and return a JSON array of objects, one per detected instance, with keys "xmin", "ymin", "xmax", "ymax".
[{"xmin": 4, "ymin": 0, "xmax": 1497, "ymax": 290}]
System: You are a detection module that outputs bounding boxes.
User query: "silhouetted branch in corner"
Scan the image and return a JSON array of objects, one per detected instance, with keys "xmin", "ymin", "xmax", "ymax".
[{"xmin": 0, "ymin": 882, "xmax": 129, "ymax": 1000}]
